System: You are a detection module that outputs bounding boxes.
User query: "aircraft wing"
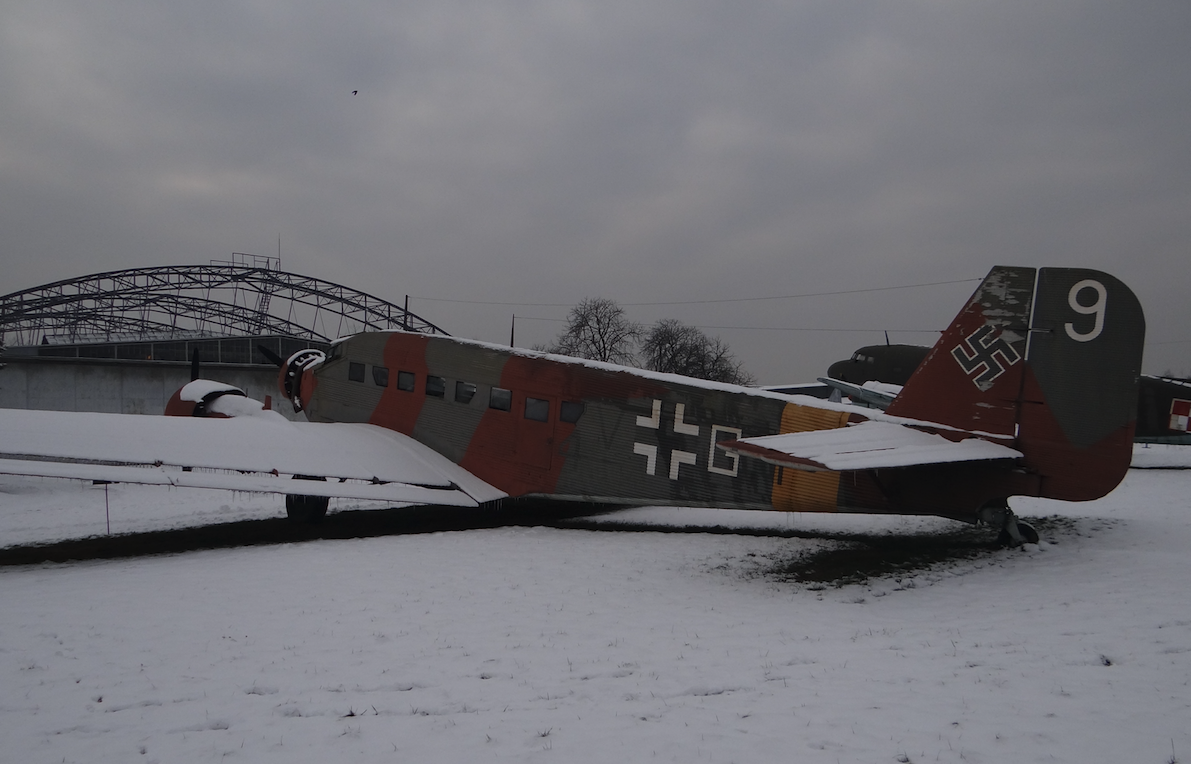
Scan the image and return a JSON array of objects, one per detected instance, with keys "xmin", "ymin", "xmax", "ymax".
[
  {"xmin": 0, "ymin": 408, "xmax": 505, "ymax": 507},
  {"xmin": 720, "ymin": 420, "xmax": 1022, "ymax": 472}
]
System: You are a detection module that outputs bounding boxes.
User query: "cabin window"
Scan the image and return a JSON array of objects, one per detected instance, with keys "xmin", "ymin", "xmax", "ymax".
[
  {"xmin": 489, "ymin": 387, "xmax": 512, "ymax": 411},
  {"xmin": 525, "ymin": 397, "xmax": 550, "ymax": 422},
  {"xmin": 397, "ymin": 371, "xmax": 415, "ymax": 392},
  {"xmin": 426, "ymin": 375, "xmax": 446, "ymax": 398},
  {"xmin": 455, "ymin": 381, "xmax": 477, "ymax": 404},
  {"xmin": 348, "ymin": 361, "xmax": 366, "ymax": 383},
  {"xmin": 372, "ymin": 366, "xmax": 390, "ymax": 387},
  {"xmin": 560, "ymin": 400, "xmax": 584, "ymax": 423}
]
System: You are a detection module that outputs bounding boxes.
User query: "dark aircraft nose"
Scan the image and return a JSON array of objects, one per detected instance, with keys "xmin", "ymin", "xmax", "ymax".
[{"xmin": 827, "ymin": 359, "xmax": 856, "ymax": 382}]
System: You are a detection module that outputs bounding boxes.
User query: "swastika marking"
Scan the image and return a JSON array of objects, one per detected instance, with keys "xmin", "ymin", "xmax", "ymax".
[{"xmin": 951, "ymin": 325, "xmax": 1022, "ymax": 390}]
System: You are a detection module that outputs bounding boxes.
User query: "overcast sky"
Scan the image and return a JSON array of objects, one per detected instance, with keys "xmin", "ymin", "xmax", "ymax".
[{"xmin": 2, "ymin": 0, "xmax": 1188, "ymax": 382}]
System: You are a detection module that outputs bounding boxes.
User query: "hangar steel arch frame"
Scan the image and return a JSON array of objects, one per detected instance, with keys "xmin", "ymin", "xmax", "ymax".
[{"xmin": 0, "ymin": 262, "xmax": 448, "ymax": 347}]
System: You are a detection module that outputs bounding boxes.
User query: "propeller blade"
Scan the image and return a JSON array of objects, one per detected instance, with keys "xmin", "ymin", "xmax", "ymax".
[{"xmin": 257, "ymin": 344, "xmax": 285, "ymax": 367}]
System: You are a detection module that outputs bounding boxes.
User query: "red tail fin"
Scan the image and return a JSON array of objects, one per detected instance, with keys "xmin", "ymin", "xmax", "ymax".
[
  {"xmin": 888, "ymin": 266, "xmax": 1145, "ymax": 501},
  {"xmin": 887, "ymin": 266, "xmax": 1035, "ymax": 438}
]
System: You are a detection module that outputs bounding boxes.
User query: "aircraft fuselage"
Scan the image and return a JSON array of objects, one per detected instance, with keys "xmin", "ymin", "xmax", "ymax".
[{"xmin": 302, "ymin": 331, "xmax": 1025, "ymax": 521}]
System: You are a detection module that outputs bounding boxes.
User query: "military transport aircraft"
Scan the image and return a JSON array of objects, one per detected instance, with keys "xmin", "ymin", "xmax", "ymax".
[
  {"xmin": 827, "ymin": 343, "xmax": 930, "ymax": 388},
  {"xmin": 0, "ymin": 266, "xmax": 1146, "ymax": 546},
  {"xmin": 822, "ymin": 340, "xmax": 1189, "ymax": 444}
]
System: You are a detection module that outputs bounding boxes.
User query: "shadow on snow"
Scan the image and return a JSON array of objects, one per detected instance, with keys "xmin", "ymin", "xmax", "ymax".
[{"xmin": 0, "ymin": 502, "xmax": 1093, "ymax": 584}]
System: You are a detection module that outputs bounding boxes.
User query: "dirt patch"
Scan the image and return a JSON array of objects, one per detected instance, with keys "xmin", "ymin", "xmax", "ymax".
[
  {"xmin": 0, "ymin": 502, "xmax": 1103, "ymax": 573},
  {"xmin": 767, "ymin": 515, "xmax": 1088, "ymax": 586}
]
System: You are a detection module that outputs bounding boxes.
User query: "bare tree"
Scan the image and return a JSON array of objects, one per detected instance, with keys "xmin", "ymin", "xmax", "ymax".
[
  {"xmin": 544, "ymin": 301, "xmax": 754, "ymax": 384},
  {"xmin": 545, "ymin": 297, "xmax": 642, "ymax": 364},
  {"xmin": 641, "ymin": 319, "xmax": 755, "ymax": 385},
  {"xmin": 639, "ymin": 319, "xmax": 702, "ymax": 375}
]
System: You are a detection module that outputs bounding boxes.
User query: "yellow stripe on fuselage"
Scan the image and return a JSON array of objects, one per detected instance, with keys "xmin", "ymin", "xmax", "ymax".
[{"xmin": 769, "ymin": 403, "xmax": 850, "ymax": 512}]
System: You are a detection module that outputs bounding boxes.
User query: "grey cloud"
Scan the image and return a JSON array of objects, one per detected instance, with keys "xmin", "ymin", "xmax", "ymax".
[{"xmin": 2, "ymin": 0, "xmax": 1189, "ymax": 381}]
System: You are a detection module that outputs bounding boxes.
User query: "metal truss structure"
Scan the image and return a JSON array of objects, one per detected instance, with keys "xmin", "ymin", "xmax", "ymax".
[{"xmin": 0, "ymin": 257, "xmax": 448, "ymax": 348}]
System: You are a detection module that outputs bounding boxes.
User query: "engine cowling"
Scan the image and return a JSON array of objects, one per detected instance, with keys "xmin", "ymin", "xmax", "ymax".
[
  {"xmin": 279, "ymin": 349, "xmax": 326, "ymax": 412},
  {"xmin": 164, "ymin": 379, "xmax": 261, "ymax": 417}
]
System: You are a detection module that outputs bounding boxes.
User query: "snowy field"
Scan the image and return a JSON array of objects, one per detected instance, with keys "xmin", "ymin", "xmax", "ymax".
[{"xmin": 2, "ymin": 447, "xmax": 1190, "ymax": 763}]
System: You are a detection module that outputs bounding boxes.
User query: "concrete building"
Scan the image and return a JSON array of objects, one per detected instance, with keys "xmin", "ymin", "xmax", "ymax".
[
  {"xmin": 1, "ymin": 258, "xmax": 447, "ymax": 419},
  {"xmin": 1, "ymin": 344, "xmax": 305, "ymax": 420}
]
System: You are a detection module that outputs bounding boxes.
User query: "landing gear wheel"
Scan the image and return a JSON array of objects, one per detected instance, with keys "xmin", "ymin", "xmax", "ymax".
[
  {"xmin": 997, "ymin": 521, "xmax": 1039, "ymax": 546},
  {"xmin": 978, "ymin": 500, "xmax": 1039, "ymax": 547},
  {"xmin": 285, "ymin": 494, "xmax": 329, "ymax": 523},
  {"xmin": 285, "ymin": 474, "xmax": 329, "ymax": 524}
]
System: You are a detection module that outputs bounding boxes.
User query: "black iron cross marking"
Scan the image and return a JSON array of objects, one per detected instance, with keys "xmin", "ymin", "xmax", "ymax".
[{"xmin": 951, "ymin": 325, "xmax": 1022, "ymax": 390}]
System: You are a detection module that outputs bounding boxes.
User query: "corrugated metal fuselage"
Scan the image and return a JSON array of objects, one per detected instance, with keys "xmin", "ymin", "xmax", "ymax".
[{"xmin": 301, "ymin": 332, "xmax": 1021, "ymax": 521}]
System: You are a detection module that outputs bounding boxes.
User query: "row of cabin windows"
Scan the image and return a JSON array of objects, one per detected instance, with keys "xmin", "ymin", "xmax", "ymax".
[{"xmin": 346, "ymin": 361, "xmax": 583, "ymax": 423}]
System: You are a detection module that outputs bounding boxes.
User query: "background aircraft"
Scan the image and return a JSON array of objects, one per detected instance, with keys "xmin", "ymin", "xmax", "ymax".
[
  {"xmin": 0, "ymin": 266, "xmax": 1145, "ymax": 545},
  {"xmin": 823, "ymin": 342, "xmax": 1190, "ymax": 444}
]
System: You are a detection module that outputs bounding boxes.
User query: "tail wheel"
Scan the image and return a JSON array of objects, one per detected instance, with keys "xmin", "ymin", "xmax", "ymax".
[
  {"xmin": 997, "ymin": 521, "xmax": 1039, "ymax": 546},
  {"xmin": 979, "ymin": 499, "xmax": 1040, "ymax": 547}
]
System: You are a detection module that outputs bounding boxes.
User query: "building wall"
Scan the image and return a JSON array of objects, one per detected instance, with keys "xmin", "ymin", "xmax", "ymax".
[{"xmin": 0, "ymin": 358, "xmax": 307, "ymax": 421}]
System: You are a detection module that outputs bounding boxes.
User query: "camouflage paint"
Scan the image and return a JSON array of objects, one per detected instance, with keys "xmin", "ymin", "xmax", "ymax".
[
  {"xmin": 769, "ymin": 404, "xmax": 849, "ymax": 512},
  {"xmin": 887, "ymin": 266, "xmax": 1035, "ymax": 437},
  {"xmin": 298, "ymin": 264, "xmax": 1144, "ymax": 521}
]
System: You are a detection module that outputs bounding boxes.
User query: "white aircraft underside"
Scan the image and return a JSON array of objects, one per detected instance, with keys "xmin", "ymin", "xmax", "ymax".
[{"xmin": 0, "ymin": 408, "xmax": 505, "ymax": 507}]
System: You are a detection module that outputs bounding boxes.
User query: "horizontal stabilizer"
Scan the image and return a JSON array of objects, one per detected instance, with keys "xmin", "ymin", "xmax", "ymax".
[
  {"xmin": 720, "ymin": 421, "xmax": 1022, "ymax": 472},
  {"xmin": 0, "ymin": 408, "xmax": 505, "ymax": 506}
]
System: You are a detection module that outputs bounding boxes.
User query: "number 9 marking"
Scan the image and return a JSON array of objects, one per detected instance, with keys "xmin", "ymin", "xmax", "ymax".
[{"xmin": 1064, "ymin": 279, "xmax": 1107, "ymax": 342}]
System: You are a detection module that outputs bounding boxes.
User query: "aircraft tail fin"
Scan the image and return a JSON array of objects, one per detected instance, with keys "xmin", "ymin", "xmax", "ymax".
[{"xmin": 887, "ymin": 266, "xmax": 1145, "ymax": 501}]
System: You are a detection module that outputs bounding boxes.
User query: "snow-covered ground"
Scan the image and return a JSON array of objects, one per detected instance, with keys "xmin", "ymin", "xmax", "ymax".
[{"xmin": 2, "ymin": 449, "xmax": 1190, "ymax": 763}]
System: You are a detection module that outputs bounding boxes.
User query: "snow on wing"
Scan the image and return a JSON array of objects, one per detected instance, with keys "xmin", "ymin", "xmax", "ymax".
[
  {"xmin": 720, "ymin": 421, "xmax": 1023, "ymax": 472},
  {"xmin": 0, "ymin": 408, "xmax": 505, "ymax": 506}
]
